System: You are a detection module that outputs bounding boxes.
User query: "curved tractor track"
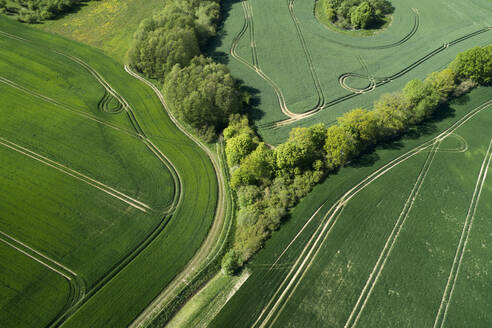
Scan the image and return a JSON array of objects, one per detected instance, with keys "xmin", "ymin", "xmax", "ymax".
[
  {"xmin": 0, "ymin": 30, "xmax": 190, "ymax": 328},
  {"xmin": 268, "ymin": 26, "xmax": 491, "ymax": 128},
  {"xmin": 319, "ymin": 8, "xmax": 420, "ymax": 50},
  {"xmin": 125, "ymin": 65, "xmax": 233, "ymax": 328},
  {"xmin": 250, "ymin": 99, "xmax": 492, "ymax": 328},
  {"xmin": 228, "ymin": 0, "xmax": 491, "ymax": 129}
]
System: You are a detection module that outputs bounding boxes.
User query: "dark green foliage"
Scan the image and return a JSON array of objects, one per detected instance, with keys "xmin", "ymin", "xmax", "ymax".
[
  {"xmin": 350, "ymin": 1, "xmax": 374, "ymax": 29},
  {"xmin": 128, "ymin": 3, "xmax": 200, "ymax": 78},
  {"xmin": 0, "ymin": 0, "xmax": 7, "ymax": 13},
  {"xmin": 165, "ymin": 56, "xmax": 241, "ymax": 139},
  {"xmin": 7, "ymin": 0, "xmax": 89, "ymax": 22},
  {"xmin": 128, "ymin": 0, "xmax": 242, "ymax": 139},
  {"xmin": 221, "ymin": 250, "xmax": 240, "ymax": 275},
  {"xmin": 128, "ymin": 0, "xmax": 220, "ymax": 78},
  {"xmin": 324, "ymin": 0, "xmax": 393, "ymax": 30},
  {"xmin": 450, "ymin": 45, "xmax": 492, "ymax": 85}
]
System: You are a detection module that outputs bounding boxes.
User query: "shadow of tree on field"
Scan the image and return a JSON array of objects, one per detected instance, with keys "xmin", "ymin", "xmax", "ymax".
[
  {"xmin": 205, "ymin": 0, "xmax": 241, "ymax": 59},
  {"xmin": 236, "ymin": 80, "xmax": 265, "ymax": 122},
  {"xmin": 206, "ymin": 0, "xmax": 268, "ymax": 125},
  {"xmin": 349, "ymin": 152, "xmax": 380, "ymax": 168}
]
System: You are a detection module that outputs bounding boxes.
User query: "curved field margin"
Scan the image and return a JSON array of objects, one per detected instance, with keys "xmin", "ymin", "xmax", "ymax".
[
  {"xmin": 0, "ymin": 16, "xmax": 223, "ymax": 328},
  {"xmin": 125, "ymin": 66, "xmax": 234, "ymax": 328},
  {"xmin": 0, "ymin": 27, "xmax": 185, "ymax": 327}
]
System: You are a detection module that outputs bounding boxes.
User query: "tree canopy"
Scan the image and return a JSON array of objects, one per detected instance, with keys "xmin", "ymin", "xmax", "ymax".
[
  {"xmin": 164, "ymin": 56, "xmax": 242, "ymax": 140},
  {"xmin": 324, "ymin": 0, "xmax": 393, "ymax": 30},
  {"xmin": 450, "ymin": 45, "xmax": 492, "ymax": 85}
]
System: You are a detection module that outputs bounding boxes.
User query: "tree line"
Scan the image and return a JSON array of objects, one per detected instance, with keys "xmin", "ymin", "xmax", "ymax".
[
  {"xmin": 128, "ymin": 0, "xmax": 243, "ymax": 141},
  {"xmin": 221, "ymin": 45, "xmax": 492, "ymax": 274},
  {"xmin": 0, "ymin": 0, "xmax": 91, "ymax": 23},
  {"xmin": 322, "ymin": 0, "xmax": 394, "ymax": 30}
]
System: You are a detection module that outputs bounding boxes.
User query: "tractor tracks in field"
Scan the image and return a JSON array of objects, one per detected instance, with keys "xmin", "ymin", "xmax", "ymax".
[
  {"xmin": 228, "ymin": 0, "xmax": 491, "ymax": 129},
  {"xmin": 0, "ymin": 76, "xmax": 135, "ymax": 137},
  {"xmin": 0, "ymin": 230, "xmax": 86, "ymax": 326},
  {"xmin": 250, "ymin": 99, "xmax": 492, "ymax": 328},
  {"xmin": 270, "ymin": 26, "xmax": 491, "ymax": 128},
  {"xmin": 1, "ymin": 28, "xmax": 228, "ymax": 327},
  {"xmin": 0, "ymin": 137, "xmax": 153, "ymax": 213},
  {"xmin": 125, "ymin": 65, "xmax": 233, "ymax": 328},
  {"xmin": 0, "ymin": 30, "xmax": 189, "ymax": 327},
  {"xmin": 432, "ymin": 137, "xmax": 492, "ymax": 328}
]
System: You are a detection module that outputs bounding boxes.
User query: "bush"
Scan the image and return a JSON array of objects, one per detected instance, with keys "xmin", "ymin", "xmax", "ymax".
[
  {"xmin": 221, "ymin": 250, "xmax": 240, "ymax": 275},
  {"xmin": 325, "ymin": 0, "xmax": 393, "ymax": 30},
  {"xmin": 226, "ymin": 133, "xmax": 256, "ymax": 167},
  {"xmin": 230, "ymin": 143, "xmax": 275, "ymax": 190},
  {"xmin": 424, "ymin": 68, "xmax": 456, "ymax": 103},
  {"xmin": 8, "ymin": 0, "xmax": 88, "ymax": 22}
]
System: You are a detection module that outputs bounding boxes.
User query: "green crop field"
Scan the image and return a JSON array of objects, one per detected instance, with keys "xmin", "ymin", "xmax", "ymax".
[
  {"xmin": 1, "ymin": 0, "xmax": 491, "ymax": 326},
  {"xmin": 212, "ymin": 0, "xmax": 492, "ymax": 143},
  {"xmin": 209, "ymin": 87, "xmax": 492, "ymax": 327},
  {"xmin": 0, "ymin": 15, "xmax": 219, "ymax": 328}
]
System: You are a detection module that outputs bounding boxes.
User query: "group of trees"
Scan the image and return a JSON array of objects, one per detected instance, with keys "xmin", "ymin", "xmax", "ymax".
[
  {"xmin": 165, "ymin": 56, "xmax": 242, "ymax": 139},
  {"xmin": 0, "ymin": 0, "xmax": 89, "ymax": 23},
  {"xmin": 222, "ymin": 45, "xmax": 492, "ymax": 274},
  {"xmin": 128, "ymin": 0, "xmax": 242, "ymax": 141},
  {"xmin": 323, "ymin": 0, "xmax": 394, "ymax": 30}
]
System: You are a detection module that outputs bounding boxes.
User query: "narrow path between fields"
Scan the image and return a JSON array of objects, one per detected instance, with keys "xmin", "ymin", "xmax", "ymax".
[{"xmin": 125, "ymin": 65, "xmax": 231, "ymax": 328}]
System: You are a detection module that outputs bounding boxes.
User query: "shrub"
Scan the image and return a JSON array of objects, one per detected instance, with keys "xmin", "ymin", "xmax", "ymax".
[{"xmin": 221, "ymin": 250, "xmax": 240, "ymax": 275}]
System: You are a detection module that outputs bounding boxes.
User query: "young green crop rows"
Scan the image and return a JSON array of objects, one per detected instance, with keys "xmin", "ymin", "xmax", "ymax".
[
  {"xmin": 0, "ymin": 16, "xmax": 218, "ymax": 328},
  {"xmin": 214, "ymin": 0, "xmax": 492, "ymax": 143},
  {"xmin": 209, "ymin": 87, "xmax": 492, "ymax": 327}
]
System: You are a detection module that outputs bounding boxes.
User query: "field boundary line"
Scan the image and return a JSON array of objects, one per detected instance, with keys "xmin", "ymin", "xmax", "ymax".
[
  {"xmin": 433, "ymin": 137, "xmax": 492, "ymax": 328},
  {"xmin": 0, "ymin": 137, "xmax": 152, "ymax": 213}
]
